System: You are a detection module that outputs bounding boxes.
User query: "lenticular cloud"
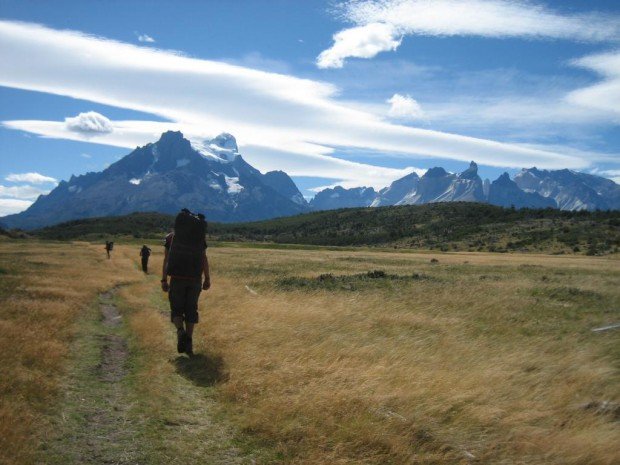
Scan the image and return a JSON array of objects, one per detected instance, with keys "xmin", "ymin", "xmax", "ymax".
[
  {"xmin": 0, "ymin": 19, "xmax": 591, "ymax": 189},
  {"xmin": 65, "ymin": 111, "xmax": 114, "ymax": 135},
  {"xmin": 318, "ymin": 0, "xmax": 620, "ymax": 67}
]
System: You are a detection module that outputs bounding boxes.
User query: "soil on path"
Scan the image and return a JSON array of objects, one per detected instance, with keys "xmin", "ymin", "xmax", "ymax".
[
  {"xmin": 44, "ymin": 289, "xmax": 143, "ymax": 465},
  {"xmin": 78, "ymin": 289, "xmax": 138, "ymax": 464},
  {"xmin": 43, "ymin": 286, "xmax": 261, "ymax": 465}
]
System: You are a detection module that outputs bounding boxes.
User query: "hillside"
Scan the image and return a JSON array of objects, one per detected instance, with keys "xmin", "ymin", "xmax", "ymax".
[
  {"xmin": 33, "ymin": 211, "xmax": 175, "ymax": 240},
  {"xmin": 33, "ymin": 203, "xmax": 620, "ymax": 255}
]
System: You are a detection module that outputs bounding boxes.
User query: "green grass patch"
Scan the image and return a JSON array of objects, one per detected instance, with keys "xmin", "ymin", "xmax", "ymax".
[{"xmin": 276, "ymin": 269, "xmax": 434, "ymax": 291}]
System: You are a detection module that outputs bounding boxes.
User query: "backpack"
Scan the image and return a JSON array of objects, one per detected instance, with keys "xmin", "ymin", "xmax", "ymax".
[{"xmin": 166, "ymin": 209, "xmax": 207, "ymax": 278}]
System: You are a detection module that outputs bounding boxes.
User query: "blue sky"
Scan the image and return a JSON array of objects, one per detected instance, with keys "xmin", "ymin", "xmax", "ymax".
[{"xmin": 1, "ymin": 0, "xmax": 619, "ymax": 215}]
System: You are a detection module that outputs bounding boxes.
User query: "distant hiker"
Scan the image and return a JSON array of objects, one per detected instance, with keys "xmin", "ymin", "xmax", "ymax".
[
  {"xmin": 161, "ymin": 209, "xmax": 210, "ymax": 356},
  {"xmin": 140, "ymin": 245, "xmax": 152, "ymax": 273},
  {"xmin": 105, "ymin": 241, "xmax": 114, "ymax": 259}
]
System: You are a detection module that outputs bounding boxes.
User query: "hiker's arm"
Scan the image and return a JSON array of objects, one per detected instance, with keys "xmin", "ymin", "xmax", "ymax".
[
  {"xmin": 161, "ymin": 248, "xmax": 170, "ymax": 292},
  {"xmin": 202, "ymin": 252, "xmax": 210, "ymax": 290}
]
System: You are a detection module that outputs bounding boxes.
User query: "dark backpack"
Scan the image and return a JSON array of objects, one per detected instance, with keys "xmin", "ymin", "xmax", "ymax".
[{"xmin": 166, "ymin": 209, "xmax": 206, "ymax": 278}]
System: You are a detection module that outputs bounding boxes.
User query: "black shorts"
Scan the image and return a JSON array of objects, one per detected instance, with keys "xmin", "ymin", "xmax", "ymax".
[{"xmin": 168, "ymin": 278, "xmax": 201, "ymax": 324}]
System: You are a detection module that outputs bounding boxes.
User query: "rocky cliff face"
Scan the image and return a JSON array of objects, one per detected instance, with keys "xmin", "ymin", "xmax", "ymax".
[
  {"xmin": 488, "ymin": 173, "xmax": 556, "ymax": 209},
  {"xmin": 309, "ymin": 186, "xmax": 376, "ymax": 211},
  {"xmin": 3, "ymin": 138, "xmax": 619, "ymax": 230},
  {"xmin": 371, "ymin": 171, "xmax": 419, "ymax": 207},
  {"xmin": 310, "ymin": 162, "xmax": 618, "ymax": 212},
  {"xmin": 514, "ymin": 168, "xmax": 620, "ymax": 211},
  {"xmin": 398, "ymin": 162, "xmax": 484, "ymax": 205},
  {"xmin": 1, "ymin": 131, "xmax": 309, "ymax": 229}
]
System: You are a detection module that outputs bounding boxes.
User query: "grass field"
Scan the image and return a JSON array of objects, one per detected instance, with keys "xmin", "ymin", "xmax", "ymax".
[{"xmin": 1, "ymin": 238, "xmax": 618, "ymax": 464}]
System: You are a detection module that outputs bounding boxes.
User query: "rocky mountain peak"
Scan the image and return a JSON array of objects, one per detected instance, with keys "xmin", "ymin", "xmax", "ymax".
[
  {"xmin": 459, "ymin": 161, "xmax": 478, "ymax": 179},
  {"xmin": 496, "ymin": 172, "xmax": 511, "ymax": 184},
  {"xmin": 424, "ymin": 167, "xmax": 449, "ymax": 178},
  {"xmin": 210, "ymin": 133, "xmax": 238, "ymax": 152}
]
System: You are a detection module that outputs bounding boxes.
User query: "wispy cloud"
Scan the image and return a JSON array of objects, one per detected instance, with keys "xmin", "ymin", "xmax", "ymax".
[
  {"xmin": 65, "ymin": 111, "xmax": 113, "ymax": 135},
  {"xmin": 317, "ymin": 22, "xmax": 401, "ymax": 69},
  {"xmin": 136, "ymin": 33, "xmax": 155, "ymax": 43},
  {"xmin": 5, "ymin": 172, "xmax": 57, "ymax": 184},
  {"xmin": 0, "ymin": 20, "xmax": 593, "ymax": 191},
  {"xmin": 387, "ymin": 93, "xmax": 425, "ymax": 121},
  {"xmin": 0, "ymin": 198, "xmax": 33, "ymax": 216},
  {"xmin": 0, "ymin": 172, "xmax": 55, "ymax": 216},
  {"xmin": 319, "ymin": 0, "xmax": 620, "ymax": 68},
  {"xmin": 567, "ymin": 50, "xmax": 620, "ymax": 116},
  {"xmin": 0, "ymin": 184, "xmax": 51, "ymax": 199}
]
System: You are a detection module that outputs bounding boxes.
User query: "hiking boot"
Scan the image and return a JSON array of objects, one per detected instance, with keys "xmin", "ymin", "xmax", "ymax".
[
  {"xmin": 185, "ymin": 337, "xmax": 193, "ymax": 356},
  {"xmin": 176, "ymin": 328, "xmax": 187, "ymax": 353}
]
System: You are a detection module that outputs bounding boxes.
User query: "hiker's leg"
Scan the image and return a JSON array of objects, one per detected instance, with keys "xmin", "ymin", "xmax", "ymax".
[
  {"xmin": 169, "ymin": 279, "xmax": 186, "ymax": 330},
  {"xmin": 172, "ymin": 316, "xmax": 184, "ymax": 330},
  {"xmin": 185, "ymin": 322, "xmax": 194, "ymax": 337},
  {"xmin": 185, "ymin": 281, "xmax": 201, "ymax": 330},
  {"xmin": 183, "ymin": 281, "xmax": 201, "ymax": 354}
]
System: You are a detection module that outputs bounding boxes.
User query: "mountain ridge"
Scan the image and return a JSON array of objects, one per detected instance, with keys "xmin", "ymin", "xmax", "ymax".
[
  {"xmin": 1, "ymin": 131, "xmax": 308, "ymax": 229},
  {"xmin": 1, "ymin": 131, "xmax": 619, "ymax": 230}
]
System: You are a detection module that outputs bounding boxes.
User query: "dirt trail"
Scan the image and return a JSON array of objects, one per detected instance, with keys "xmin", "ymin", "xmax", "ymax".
[
  {"xmin": 45, "ymin": 289, "xmax": 144, "ymax": 464},
  {"xmin": 75, "ymin": 289, "xmax": 139, "ymax": 464},
  {"xmin": 43, "ymin": 278, "xmax": 263, "ymax": 465}
]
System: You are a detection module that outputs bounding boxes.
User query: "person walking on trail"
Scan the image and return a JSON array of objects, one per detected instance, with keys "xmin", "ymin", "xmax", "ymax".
[
  {"xmin": 140, "ymin": 245, "xmax": 152, "ymax": 273},
  {"xmin": 161, "ymin": 209, "xmax": 210, "ymax": 356},
  {"xmin": 105, "ymin": 241, "xmax": 114, "ymax": 259}
]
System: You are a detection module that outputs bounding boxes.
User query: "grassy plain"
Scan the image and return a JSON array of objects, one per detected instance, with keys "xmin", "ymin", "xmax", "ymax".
[{"xmin": 1, "ymin": 238, "xmax": 618, "ymax": 464}]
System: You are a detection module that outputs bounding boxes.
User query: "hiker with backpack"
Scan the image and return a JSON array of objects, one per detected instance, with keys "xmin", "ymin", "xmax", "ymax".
[
  {"xmin": 105, "ymin": 240, "xmax": 114, "ymax": 259},
  {"xmin": 161, "ymin": 209, "xmax": 211, "ymax": 356},
  {"xmin": 139, "ymin": 245, "xmax": 152, "ymax": 273}
]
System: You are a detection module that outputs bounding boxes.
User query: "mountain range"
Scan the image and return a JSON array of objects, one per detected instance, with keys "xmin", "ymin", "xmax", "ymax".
[
  {"xmin": 1, "ymin": 131, "xmax": 618, "ymax": 229},
  {"xmin": 320, "ymin": 161, "xmax": 619, "ymax": 212}
]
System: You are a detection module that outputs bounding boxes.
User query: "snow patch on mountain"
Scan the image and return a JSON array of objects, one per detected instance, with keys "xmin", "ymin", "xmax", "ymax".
[
  {"xmin": 225, "ymin": 176, "xmax": 243, "ymax": 194},
  {"xmin": 129, "ymin": 178, "xmax": 141, "ymax": 185},
  {"xmin": 291, "ymin": 193, "xmax": 306, "ymax": 205}
]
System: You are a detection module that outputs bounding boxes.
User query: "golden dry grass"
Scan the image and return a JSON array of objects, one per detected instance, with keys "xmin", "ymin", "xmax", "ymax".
[
  {"xmin": 1, "ymin": 239, "xmax": 618, "ymax": 464},
  {"xmin": 202, "ymin": 247, "xmax": 619, "ymax": 464},
  {"xmin": 0, "ymin": 239, "xmax": 140, "ymax": 465}
]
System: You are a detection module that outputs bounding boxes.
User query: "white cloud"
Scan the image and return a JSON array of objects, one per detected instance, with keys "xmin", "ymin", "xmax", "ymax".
[
  {"xmin": 0, "ymin": 184, "xmax": 51, "ymax": 199},
  {"xmin": 567, "ymin": 50, "xmax": 620, "ymax": 116},
  {"xmin": 80, "ymin": 153, "xmax": 92, "ymax": 158},
  {"xmin": 137, "ymin": 33, "xmax": 155, "ymax": 43},
  {"xmin": 65, "ymin": 111, "xmax": 113, "ymax": 135},
  {"xmin": 0, "ymin": 198, "xmax": 32, "ymax": 216},
  {"xmin": 0, "ymin": 20, "xmax": 594, "ymax": 191},
  {"xmin": 319, "ymin": 0, "xmax": 620, "ymax": 67},
  {"xmin": 387, "ymin": 93, "xmax": 425, "ymax": 121},
  {"xmin": 5, "ymin": 172, "xmax": 57, "ymax": 184},
  {"xmin": 593, "ymin": 168, "xmax": 620, "ymax": 184},
  {"xmin": 317, "ymin": 22, "xmax": 401, "ymax": 69}
]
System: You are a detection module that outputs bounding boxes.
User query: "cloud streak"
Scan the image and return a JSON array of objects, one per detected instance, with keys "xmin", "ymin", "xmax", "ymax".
[
  {"xmin": 319, "ymin": 0, "xmax": 620, "ymax": 67},
  {"xmin": 0, "ymin": 19, "xmax": 593, "ymax": 190},
  {"xmin": 387, "ymin": 93, "xmax": 425, "ymax": 121},
  {"xmin": 65, "ymin": 111, "xmax": 114, "ymax": 135},
  {"xmin": 0, "ymin": 199, "xmax": 33, "ymax": 216},
  {"xmin": 5, "ymin": 172, "xmax": 58, "ymax": 184},
  {"xmin": 0, "ymin": 184, "xmax": 51, "ymax": 200},
  {"xmin": 567, "ymin": 50, "xmax": 620, "ymax": 116},
  {"xmin": 137, "ymin": 33, "xmax": 155, "ymax": 43}
]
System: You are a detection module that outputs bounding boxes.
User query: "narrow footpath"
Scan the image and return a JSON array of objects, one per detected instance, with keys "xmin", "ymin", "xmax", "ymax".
[
  {"xmin": 44, "ymin": 289, "xmax": 143, "ymax": 464},
  {"xmin": 43, "ymin": 279, "xmax": 263, "ymax": 465}
]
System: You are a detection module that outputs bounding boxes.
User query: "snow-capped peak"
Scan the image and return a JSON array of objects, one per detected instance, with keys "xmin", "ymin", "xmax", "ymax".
[{"xmin": 190, "ymin": 133, "xmax": 239, "ymax": 163}]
